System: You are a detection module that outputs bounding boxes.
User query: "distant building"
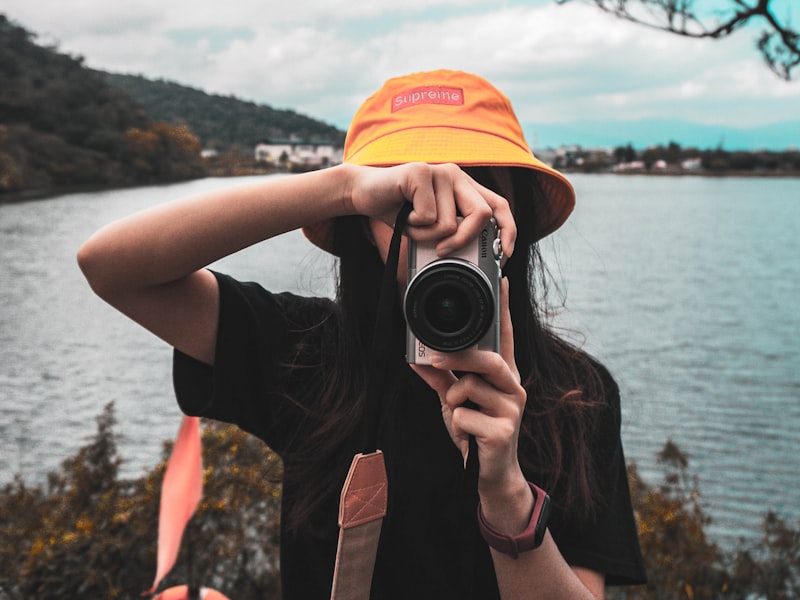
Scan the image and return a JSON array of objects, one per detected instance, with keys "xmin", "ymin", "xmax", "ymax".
[
  {"xmin": 534, "ymin": 148, "xmax": 557, "ymax": 167},
  {"xmin": 681, "ymin": 157, "xmax": 703, "ymax": 171},
  {"xmin": 255, "ymin": 138, "xmax": 344, "ymax": 168},
  {"xmin": 653, "ymin": 159, "xmax": 668, "ymax": 170},
  {"xmin": 550, "ymin": 145, "xmax": 615, "ymax": 171},
  {"xmin": 612, "ymin": 160, "xmax": 646, "ymax": 172}
]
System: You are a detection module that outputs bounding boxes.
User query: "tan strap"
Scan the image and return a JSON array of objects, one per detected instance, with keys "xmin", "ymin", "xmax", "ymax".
[{"xmin": 330, "ymin": 451, "xmax": 388, "ymax": 600}]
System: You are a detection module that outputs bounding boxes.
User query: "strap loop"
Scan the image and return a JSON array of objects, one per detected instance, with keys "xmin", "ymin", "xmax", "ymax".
[{"xmin": 330, "ymin": 451, "xmax": 388, "ymax": 600}]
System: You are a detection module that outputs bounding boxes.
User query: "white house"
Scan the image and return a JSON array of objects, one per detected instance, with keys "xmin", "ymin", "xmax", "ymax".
[{"xmin": 255, "ymin": 139, "xmax": 344, "ymax": 168}]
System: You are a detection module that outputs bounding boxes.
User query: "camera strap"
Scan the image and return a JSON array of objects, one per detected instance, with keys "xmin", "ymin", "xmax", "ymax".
[
  {"xmin": 330, "ymin": 202, "xmax": 413, "ymax": 600},
  {"xmin": 363, "ymin": 201, "xmax": 413, "ymax": 452}
]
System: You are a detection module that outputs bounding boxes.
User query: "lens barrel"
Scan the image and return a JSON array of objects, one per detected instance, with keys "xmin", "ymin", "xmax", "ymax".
[{"xmin": 404, "ymin": 259, "xmax": 495, "ymax": 352}]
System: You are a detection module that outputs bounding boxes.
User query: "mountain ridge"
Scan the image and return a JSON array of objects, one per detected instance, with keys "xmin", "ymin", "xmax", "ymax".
[{"xmin": 101, "ymin": 72, "xmax": 346, "ymax": 153}]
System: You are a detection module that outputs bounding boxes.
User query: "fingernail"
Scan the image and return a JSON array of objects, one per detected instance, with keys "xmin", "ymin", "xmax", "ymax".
[
  {"xmin": 429, "ymin": 352, "xmax": 444, "ymax": 365},
  {"xmin": 436, "ymin": 246, "xmax": 453, "ymax": 257}
]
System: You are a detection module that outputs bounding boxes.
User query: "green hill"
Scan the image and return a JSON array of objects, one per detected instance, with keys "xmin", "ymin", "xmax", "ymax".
[
  {"xmin": 0, "ymin": 15, "xmax": 209, "ymax": 196},
  {"xmin": 0, "ymin": 15, "xmax": 345, "ymax": 197},
  {"xmin": 102, "ymin": 73, "xmax": 345, "ymax": 153}
]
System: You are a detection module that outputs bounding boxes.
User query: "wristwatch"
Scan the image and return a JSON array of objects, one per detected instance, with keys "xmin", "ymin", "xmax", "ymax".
[{"xmin": 477, "ymin": 481, "xmax": 551, "ymax": 559}]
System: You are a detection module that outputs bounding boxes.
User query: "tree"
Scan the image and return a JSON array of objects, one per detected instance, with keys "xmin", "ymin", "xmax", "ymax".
[
  {"xmin": 0, "ymin": 404, "xmax": 282, "ymax": 599},
  {"xmin": 556, "ymin": 0, "xmax": 800, "ymax": 81},
  {"xmin": 614, "ymin": 143, "xmax": 637, "ymax": 163},
  {"xmin": 0, "ymin": 16, "xmax": 207, "ymax": 195},
  {"xmin": 2, "ymin": 409, "xmax": 798, "ymax": 598}
]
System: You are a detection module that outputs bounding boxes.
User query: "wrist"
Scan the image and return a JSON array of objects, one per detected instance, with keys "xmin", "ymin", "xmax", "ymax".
[
  {"xmin": 338, "ymin": 163, "xmax": 374, "ymax": 218},
  {"xmin": 478, "ymin": 475, "xmax": 534, "ymax": 536},
  {"xmin": 478, "ymin": 481, "xmax": 551, "ymax": 559},
  {"xmin": 334, "ymin": 163, "xmax": 362, "ymax": 218}
]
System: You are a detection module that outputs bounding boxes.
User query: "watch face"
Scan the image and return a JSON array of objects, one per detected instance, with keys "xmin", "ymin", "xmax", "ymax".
[{"xmin": 534, "ymin": 491, "xmax": 551, "ymax": 548}]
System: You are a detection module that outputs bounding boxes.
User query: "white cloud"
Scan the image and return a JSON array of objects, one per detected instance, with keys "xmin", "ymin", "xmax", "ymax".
[{"xmin": 4, "ymin": 0, "xmax": 798, "ymax": 130}]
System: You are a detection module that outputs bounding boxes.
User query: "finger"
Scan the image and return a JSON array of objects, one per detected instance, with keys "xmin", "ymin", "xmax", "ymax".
[
  {"xmin": 448, "ymin": 180, "xmax": 493, "ymax": 250},
  {"xmin": 450, "ymin": 403, "xmax": 520, "ymax": 462},
  {"xmin": 431, "ymin": 167, "xmax": 458, "ymax": 238},
  {"xmin": 491, "ymin": 196, "xmax": 516, "ymax": 261},
  {"xmin": 402, "ymin": 163, "xmax": 439, "ymax": 227},
  {"xmin": 467, "ymin": 178, "xmax": 516, "ymax": 261},
  {"xmin": 451, "ymin": 406, "xmax": 519, "ymax": 478},
  {"xmin": 409, "ymin": 364, "xmax": 457, "ymax": 396},
  {"xmin": 498, "ymin": 277, "xmax": 517, "ymax": 372},
  {"xmin": 450, "ymin": 424, "xmax": 471, "ymax": 468},
  {"xmin": 402, "ymin": 164, "xmax": 463, "ymax": 243},
  {"xmin": 433, "ymin": 168, "xmax": 493, "ymax": 254},
  {"xmin": 444, "ymin": 373, "xmax": 512, "ymax": 418},
  {"xmin": 460, "ymin": 177, "xmax": 515, "ymax": 263},
  {"xmin": 429, "ymin": 348, "xmax": 519, "ymax": 394},
  {"xmin": 451, "ymin": 403, "xmax": 494, "ymax": 440}
]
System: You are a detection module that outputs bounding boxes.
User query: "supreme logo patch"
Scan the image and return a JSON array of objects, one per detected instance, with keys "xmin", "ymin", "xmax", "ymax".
[{"xmin": 392, "ymin": 86, "xmax": 464, "ymax": 112}]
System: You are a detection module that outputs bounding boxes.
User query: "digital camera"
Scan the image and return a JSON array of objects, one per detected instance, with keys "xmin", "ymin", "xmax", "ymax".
[{"xmin": 404, "ymin": 219, "xmax": 502, "ymax": 365}]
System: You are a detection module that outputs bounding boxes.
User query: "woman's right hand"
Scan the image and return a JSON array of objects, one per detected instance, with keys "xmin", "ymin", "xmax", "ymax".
[{"xmin": 348, "ymin": 163, "xmax": 516, "ymax": 259}]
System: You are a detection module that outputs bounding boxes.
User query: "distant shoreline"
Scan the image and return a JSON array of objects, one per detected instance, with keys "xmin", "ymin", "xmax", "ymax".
[
  {"xmin": 2, "ymin": 167, "xmax": 798, "ymax": 205},
  {"xmin": 568, "ymin": 169, "xmax": 800, "ymax": 178}
]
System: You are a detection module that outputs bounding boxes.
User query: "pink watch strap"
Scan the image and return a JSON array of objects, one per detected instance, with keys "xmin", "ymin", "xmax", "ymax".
[{"xmin": 477, "ymin": 481, "xmax": 551, "ymax": 559}]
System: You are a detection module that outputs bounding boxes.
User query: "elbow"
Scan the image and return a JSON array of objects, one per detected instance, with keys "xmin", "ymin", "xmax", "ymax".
[{"xmin": 76, "ymin": 236, "xmax": 120, "ymax": 301}]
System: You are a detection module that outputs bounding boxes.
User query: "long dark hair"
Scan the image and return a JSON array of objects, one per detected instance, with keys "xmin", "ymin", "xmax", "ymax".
[
  {"xmin": 479, "ymin": 167, "xmax": 605, "ymax": 520},
  {"xmin": 281, "ymin": 167, "xmax": 604, "ymax": 530}
]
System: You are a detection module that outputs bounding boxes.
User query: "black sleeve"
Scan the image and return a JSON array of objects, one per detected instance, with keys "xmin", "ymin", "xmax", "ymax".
[
  {"xmin": 172, "ymin": 271, "xmax": 337, "ymax": 457},
  {"xmin": 550, "ymin": 365, "xmax": 647, "ymax": 586}
]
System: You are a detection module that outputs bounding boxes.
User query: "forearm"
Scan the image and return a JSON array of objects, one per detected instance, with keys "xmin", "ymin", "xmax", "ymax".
[
  {"xmin": 78, "ymin": 165, "xmax": 355, "ymax": 296},
  {"xmin": 491, "ymin": 535, "xmax": 599, "ymax": 599},
  {"xmin": 481, "ymin": 480, "xmax": 602, "ymax": 599}
]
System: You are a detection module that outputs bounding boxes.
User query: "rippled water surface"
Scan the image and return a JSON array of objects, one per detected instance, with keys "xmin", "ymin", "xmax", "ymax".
[{"xmin": 2, "ymin": 174, "xmax": 798, "ymax": 547}]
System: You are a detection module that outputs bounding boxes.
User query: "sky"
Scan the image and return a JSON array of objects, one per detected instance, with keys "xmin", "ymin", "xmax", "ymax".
[{"xmin": 4, "ymin": 0, "xmax": 799, "ymax": 149}]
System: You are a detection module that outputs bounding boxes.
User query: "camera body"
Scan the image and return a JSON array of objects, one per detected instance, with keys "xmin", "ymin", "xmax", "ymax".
[{"xmin": 405, "ymin": 219, "xmax": 502, "ymax": 365}]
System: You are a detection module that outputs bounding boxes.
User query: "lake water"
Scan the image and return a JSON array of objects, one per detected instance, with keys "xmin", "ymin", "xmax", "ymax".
[{"xmin": 1, "ymin": 173, "xmax": 798, "ymax": 548}]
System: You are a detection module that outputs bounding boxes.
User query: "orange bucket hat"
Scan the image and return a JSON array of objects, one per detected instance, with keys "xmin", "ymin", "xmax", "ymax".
[{"xmin": 303, "ymin": 69, "xmax": 575, "ymax": 253}]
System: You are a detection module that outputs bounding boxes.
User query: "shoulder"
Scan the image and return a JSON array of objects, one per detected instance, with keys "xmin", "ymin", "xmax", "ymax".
[
  {"xmin": 544, "ymin": 334, "xmax": 621, "ymax": 412},
  {"xmin": 214, "ymin": 271, "xmax": 339, "ymax": 330},
  {"xmin": 584, "ymin": 351, "xmax": 621, "ymax": 411},
  {"xmin": 209, "ymin": 271, "xmax": 342, "ymax": 374},
  {"xmin": 573, "ymin": 348, "xmax": 622, "ymax": 441}
]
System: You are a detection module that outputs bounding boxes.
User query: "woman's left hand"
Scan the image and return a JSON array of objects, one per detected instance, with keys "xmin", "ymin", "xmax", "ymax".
[{"xmin": 410, "ymin": 277, "xmax": 528, "ymax": 494}]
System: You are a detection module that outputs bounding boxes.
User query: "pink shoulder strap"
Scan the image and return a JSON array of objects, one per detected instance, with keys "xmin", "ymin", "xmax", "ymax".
[{"xmin": 330, "ymin": 451, "xmax": 388, "ymax": 600}]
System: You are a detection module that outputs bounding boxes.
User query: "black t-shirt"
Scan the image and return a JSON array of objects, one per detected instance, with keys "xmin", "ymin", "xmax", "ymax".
[{"xmin": 174, "ymin": 272, "xmax": 646, "ymax": 598}]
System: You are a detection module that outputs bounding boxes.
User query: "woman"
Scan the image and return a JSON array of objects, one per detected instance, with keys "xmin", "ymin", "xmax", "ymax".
[{"xmin": 79, "ymin": 70, "xmax": 646, "ymax": 598}]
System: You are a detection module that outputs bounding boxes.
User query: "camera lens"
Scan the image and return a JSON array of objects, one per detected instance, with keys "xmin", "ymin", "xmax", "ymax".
[
  {"xmin": 425, "ymin": 287, "xmax": 470, "ymax": 334},
  {"xmin": 404, "ymin": 259, "xmax": 495, "ymax": 352}
]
